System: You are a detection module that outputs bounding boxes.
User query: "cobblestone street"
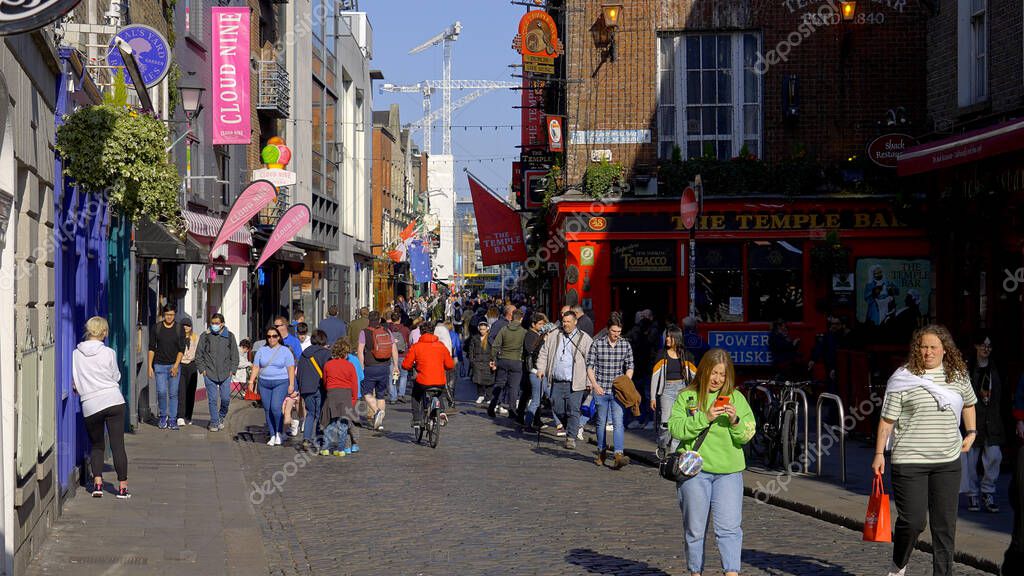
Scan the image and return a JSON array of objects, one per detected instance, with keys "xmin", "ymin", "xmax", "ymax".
[{"xmin": 237, "ymin": 380, "xmax": 995, "ymax": 576}]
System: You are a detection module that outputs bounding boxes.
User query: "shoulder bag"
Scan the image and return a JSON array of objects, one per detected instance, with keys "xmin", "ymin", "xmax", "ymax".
[{"xmin": 659, "ymin": 424, "xmax": 711, "ymax": 483}]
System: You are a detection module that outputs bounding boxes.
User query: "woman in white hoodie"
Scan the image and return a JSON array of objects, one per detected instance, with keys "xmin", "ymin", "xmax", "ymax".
[{"xmin": 72, "ymin": 316, "xmax": 130, "ymax": 499}]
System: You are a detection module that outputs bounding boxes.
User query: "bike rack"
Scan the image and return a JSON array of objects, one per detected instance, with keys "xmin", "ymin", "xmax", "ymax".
[
  {"xmin": 815, "ymin": 393, "xmax": 846, "ymax": 484},
  {"xmin": 791, "ymin": 387, "xmax": 810, "ymax": 474}
]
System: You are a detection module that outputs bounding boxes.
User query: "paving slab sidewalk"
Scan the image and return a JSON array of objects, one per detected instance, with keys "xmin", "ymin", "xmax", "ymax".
[
  {"xmin": 576, "ymin": 421, "xmax": 1011, "ymax": 574},
  {"xmin": 25, "ymin": 400, "xmax": 268, "ymax": 576}
]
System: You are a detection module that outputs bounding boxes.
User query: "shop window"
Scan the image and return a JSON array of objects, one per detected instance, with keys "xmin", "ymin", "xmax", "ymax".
[
  {"xmin": 696, "ymin": 243, "xmax": 743, "ymax": 323},
  {"xmin": 747, "ymin": 241, "xmax": 803, "ymax": 322}
]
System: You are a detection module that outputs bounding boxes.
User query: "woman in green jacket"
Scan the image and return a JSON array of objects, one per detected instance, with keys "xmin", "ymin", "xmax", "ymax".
[{"xmin": 669, "ymin": 348, "xmax": 755, "ymax": 576}]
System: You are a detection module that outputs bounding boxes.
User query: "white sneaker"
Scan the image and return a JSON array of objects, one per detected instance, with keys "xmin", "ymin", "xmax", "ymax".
[
  {"xmin": 606, "ymin": 422, "xmax": 614, "ymax": 432},
  {"xmin": 177, "ymin": 418, "xmax": 186, "ymax": 427},
  {"xmin": 289, "ymin": 420, "xmax": 300, "ymax": 437},
  {"xmin": 497, "ymin": 407, "xmax": 509, "ymax": 416},
  {"xmin": 577, "ymin": 428, "xmax": 585, "ymax": 441},
  {"xmin": 475, "ymin": 395, "xmax": 485, "ymax": 405},
  {"xmin": 555, "ymin": 426, "xmax": 566, "ymax": 437},
  {"xmin": 266, "ymin": 435, "xmax": 277, "ymax": 446},
  {"xmin": 887, "ymin": 563, "xmax": 907, "ymax": 576}
]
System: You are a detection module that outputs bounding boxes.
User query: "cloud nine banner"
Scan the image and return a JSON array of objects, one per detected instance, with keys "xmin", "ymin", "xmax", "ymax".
[
  {"xmin": 467, "ymin": 172, "xmax": 527, "ymax": 266},
  {"xmin": 212, "ymin": 7, "xmax": 250, "ymax": 145}
]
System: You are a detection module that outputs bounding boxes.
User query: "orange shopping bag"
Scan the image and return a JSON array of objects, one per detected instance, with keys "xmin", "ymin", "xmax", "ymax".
[{"xmin": 863, "ymin": 473, "xmax": 892, "ymax": 542}]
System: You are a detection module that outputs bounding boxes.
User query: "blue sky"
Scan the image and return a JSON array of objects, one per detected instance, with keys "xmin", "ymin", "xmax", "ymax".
[{"xmin": 363, "ymin": 0, "xmax": 523, "ymax": 199}]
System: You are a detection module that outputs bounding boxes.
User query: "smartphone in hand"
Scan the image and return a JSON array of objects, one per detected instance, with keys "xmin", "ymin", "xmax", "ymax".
[{"xmin": 713, "ymin": 395, "xmax": 731, "ymax": 410}]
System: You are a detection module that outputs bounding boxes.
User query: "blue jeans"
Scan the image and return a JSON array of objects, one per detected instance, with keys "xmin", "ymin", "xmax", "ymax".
[
  {"xmin": 525, "ymin": 373, "xmax": 562, "ymax": 429},
  {"xmin": 323, "ymin": 418, "xmax": 350, "ymax": 452},
  {"xmin": 302, "ymin": 391, "xmax": 322, "ymax": 442},
  {"xmin": 204, "ymin": 376, "xmax": 231, "ymax": 427},
  {"xmin": 594, "ymin": 392, "xmax": 624, "ymax": 454},
  {"xmin": 389, "ymin": 366, "xmax": 409, "ymax": 402},
  {"xmin": 658, "ymin": 380, "xmax": 686, "ymax": 451},
  {"xmin": 153, "ymin": 363, "xmax": 180, "ymax": 421},
  {"xmin": 677, "ymin": 471, "xmax": 744, "ymax": 574},
  {"xmin": 258, "ymin": 378, "xmax": 289, "ymax": 437}
]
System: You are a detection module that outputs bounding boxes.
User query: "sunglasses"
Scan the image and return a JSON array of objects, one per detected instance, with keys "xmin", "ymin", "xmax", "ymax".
[{"xmin": 266, "ymin": 334, "xmax": 280, "ymax": 339}]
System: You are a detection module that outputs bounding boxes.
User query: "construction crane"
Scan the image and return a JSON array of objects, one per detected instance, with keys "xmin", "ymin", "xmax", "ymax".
[
  {"xmin": 380, "ymin": 79, "xmax": 518, "ymax": 156},
  {"xmin": 408, "ymin": 21, "xmax": 461, "ymax": 155}
]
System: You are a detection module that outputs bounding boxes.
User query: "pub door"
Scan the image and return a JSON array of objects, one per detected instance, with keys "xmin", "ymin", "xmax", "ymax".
[{"xmin": 610, "ymin": 281, "xmax": 677, "ymax": 330}]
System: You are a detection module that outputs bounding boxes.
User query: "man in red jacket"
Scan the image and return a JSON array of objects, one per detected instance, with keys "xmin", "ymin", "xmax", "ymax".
[{"xmin": 402, "ymin": 320, "xmax": 455, "ymax": 431}]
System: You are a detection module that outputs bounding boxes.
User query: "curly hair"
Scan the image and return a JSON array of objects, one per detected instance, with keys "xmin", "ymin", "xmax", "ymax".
[
  {"xmin": 906, "ymin": 324, "xmax": 968, "ymax": 382},
  {"xmin": 331, "ymin": 338, "xmax": 352, "ymax": 359}
]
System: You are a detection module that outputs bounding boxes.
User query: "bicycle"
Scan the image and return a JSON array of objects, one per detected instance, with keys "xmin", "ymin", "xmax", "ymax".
[
  {"xmin": 414, "ymin": 388, "xmax": 445, "ymax": 449},
  {"xmin": 741, "ymin": 379, "xmax": 811, "ymax": 472}
]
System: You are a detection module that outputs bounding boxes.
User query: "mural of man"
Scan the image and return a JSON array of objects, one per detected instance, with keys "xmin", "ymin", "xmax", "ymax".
[{"xmin": 863, "ymin": 265, "xmax": 899, "ymax": 325}]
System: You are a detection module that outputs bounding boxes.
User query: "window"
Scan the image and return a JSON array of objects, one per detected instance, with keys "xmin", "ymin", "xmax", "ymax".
[
  {"xmin": 216, "ymin": 148, "xmax": 230, "ymax": 206},
  {"xmin": 185, "ymin": 0, "xmax": 205, "ymax": 42},
  {"xmin": 696, "ymin": 243, "xmax": 743, "ymax": 323},
  {"xmin": 958, "ymin": 0, "xmax": 988, "ymax": 106},
  {"xmin": 747, "ymin": 241, "xmax": 803, "ymax": 322},
  {"xmin": 658, "ymin": 33, "xmax": 761, "ymax": 160}
]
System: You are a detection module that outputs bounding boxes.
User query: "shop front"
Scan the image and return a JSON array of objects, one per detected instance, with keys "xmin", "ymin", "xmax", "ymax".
[
  {"xmin": 899, "ymin": 121, "xmax": 1024, "ymax": 387},
  {"xmin": 549, "ymin": 196, "xmax": 933, "ymax": 390},
  {"xmin": 182, "ymin": 210, "xmax": 252, "ymax": 339}
]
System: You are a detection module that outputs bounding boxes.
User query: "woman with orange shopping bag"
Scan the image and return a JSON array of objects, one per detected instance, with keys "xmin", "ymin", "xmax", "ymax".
[
  {"xmin": 872, "ymin": 325, "xmax": 978, "ymax": 576},
  {"xmin": 863, "ymin": 473, "xmax": 891, "ymax": 543}
]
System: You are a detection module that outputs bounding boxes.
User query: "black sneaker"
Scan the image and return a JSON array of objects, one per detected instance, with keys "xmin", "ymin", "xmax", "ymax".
[
  {"xmin": 92, "ymin": 483, "xmax": 103, "ymax": 498},
  {"xmin": 967, "ymin": 495, "xmax": 980, "ymax": 512},
  {"xmin": 116, "ymin": 487, "xmax": 131, "ymax": 499},
  {"xmin": 983, "ymin": 494, "xmax": 999, "ymax": 513}
]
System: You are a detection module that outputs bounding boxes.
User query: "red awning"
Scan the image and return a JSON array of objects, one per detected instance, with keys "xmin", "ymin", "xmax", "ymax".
[{"xmin": 898, "ymin": 118, "xmax": 1024, "ymax": 176}]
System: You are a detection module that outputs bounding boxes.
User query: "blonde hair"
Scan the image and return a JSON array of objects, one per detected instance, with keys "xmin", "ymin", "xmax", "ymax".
[
  {"xmin": 685, "ymin": 348, "xmax": 736, "ymax": 411},
  {"xmin": 84, "ymin": 316, "xmax": 109, "ymax": 340}
]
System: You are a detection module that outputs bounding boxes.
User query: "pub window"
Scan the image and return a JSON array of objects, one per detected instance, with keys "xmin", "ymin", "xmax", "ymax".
[
  {"xmin": 696, "ymin": 243, "xmax": 743, "ymax": 323},
  {"xmin": 658, "ymin": 32, "xmax": 762, "ymax": 160},
  {"xmin": 957, "ymin": 0, "xmax": 988, "ymax": 106},
  {"xmin": 748, "ymin": 240, "xmax": 803, "ymax": 322}
]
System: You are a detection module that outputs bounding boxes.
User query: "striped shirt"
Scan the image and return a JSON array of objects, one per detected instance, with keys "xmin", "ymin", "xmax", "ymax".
[{"xmin": 881, "ymin": 366, "xmax": 978, "ymax": 465}]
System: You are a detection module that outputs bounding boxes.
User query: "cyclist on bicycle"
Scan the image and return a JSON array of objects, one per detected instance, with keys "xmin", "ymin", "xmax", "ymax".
[{"xmin": 402, "ymin": 320, "xmax": 455, "ymax": 432}]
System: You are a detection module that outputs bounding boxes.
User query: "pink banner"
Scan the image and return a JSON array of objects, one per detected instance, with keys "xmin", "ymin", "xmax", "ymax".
[
  {"xmin": 212, "ymin": 7, "xmax": 250, "ymax": 145},
  {"xmin": 210, "ymin": 180, "xmax": 277, "ymax": 258},
  {"xmin": 255, "ymin": 204, "xmax": 311, "ymax": 269}
]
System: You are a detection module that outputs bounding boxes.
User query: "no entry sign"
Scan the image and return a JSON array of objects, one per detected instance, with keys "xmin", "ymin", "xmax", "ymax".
[{"xmin": 680, "ymin": 186, "xmax": 698, "ymax": 230}]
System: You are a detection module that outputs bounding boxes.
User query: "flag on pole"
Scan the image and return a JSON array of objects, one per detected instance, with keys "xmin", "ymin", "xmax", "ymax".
[
  {"xmin": 388, "ymin": 219, "xmax": 419, "ymax": 262},
  {"xmin": 467, "ymin": 171, "xmax": 528, "ymax": 266},
  {"xmin": 409, "ymin": 239, "xmax": 432, "ymax": 283}
]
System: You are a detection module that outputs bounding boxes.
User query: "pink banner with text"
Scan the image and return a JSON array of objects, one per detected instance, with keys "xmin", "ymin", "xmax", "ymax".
[
  {"xmin": 212, "ymin": 7, "xmax": 250, "ymax": 145},
  {"xmin": 255, "ymin": 204, "xmax": 311, "ymax": 269},
  {"xmin": 210, "ymin": 180, "xmax": 277, "ymax": 257}
]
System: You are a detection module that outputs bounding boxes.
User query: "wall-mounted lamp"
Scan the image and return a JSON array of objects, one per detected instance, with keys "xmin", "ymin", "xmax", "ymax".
[
  {"xmin": 592, "ymin": 4, "xmax": 624, "ymax": 62},
  {"xmin": 179, "ymin": 84, "xmax": 205, "ymax": 120},
  {"xmin": 840, "ymin": 1, "xmax": 857, "ymax": 21}
]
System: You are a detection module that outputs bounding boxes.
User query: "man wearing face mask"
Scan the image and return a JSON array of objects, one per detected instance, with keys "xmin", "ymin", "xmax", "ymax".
[{"xmin": 195, "ymin": 313, "xmax": 240, "ymax": 431}]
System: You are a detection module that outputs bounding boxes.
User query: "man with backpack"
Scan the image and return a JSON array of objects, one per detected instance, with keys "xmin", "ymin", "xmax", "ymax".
[
  {"xmin": 357, "ymin": 311, "xmax": 399, "ymax": 431},
  {"xmin": 387, "ymin": 311, "xmax": 411, "ymax": 404}
]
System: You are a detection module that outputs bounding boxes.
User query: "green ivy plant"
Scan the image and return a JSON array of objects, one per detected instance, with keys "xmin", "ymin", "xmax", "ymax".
[
  {"xmin": 583, "ymin": 160, "xmax": 624, "ymax": 199},
  {"xmin": 56, "ymin": 73, "xmax": 184, "ymax": 236}
]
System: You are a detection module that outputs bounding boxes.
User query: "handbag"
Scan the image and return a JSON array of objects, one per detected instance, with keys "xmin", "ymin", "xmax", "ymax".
[
  {"xmin": 659, "ymin": 424, "xmax": 711, "ymax": 482},
  {"xmin": 863, "ymin": 473, "xmax": 892, "ymax": 542},
  {"xmin": 245, "ymin": 346, "xmax": 286, "ymax": 402}
]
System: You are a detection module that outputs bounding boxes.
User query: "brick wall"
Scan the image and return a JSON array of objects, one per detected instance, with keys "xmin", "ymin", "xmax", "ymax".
[{"xmin": 564, "ymin": 0, "xmax": 928, "ymax": 184}]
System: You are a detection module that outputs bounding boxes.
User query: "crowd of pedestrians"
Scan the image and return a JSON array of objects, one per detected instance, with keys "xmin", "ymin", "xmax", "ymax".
[{"xmin": 68, "ymin": 290, "xmax": 1024, "ymax": 576}]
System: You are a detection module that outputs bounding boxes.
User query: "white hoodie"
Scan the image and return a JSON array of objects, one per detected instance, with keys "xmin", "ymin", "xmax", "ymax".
[{"xmin": 72, "ymin": 340, "xmax": 125, "ymax": 418}]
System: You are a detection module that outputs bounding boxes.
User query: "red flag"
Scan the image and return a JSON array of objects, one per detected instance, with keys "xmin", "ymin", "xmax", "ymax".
[
  {"xmin": 467, "ymin": 172, "xmax": 528, "ymax": 266},
  {"xmin": 400, "ymin": 219, "xmax": 417, "ymax": 241},
  {"xmin": 255, "ymin": 204, "xmax": 310, "ymax": 269}
]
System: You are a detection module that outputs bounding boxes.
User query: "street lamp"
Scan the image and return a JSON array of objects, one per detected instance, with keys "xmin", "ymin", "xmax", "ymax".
[
  {"xmin": 179, "ymin": 85, "xmax": 205, "ymax": 120},
  {"xmin": 840, "ymin": 1, "xmax": 857, "ymax": 21},
  {"xmin": 597, "ymin": 4, "xmax": 623, "ymax": 62}
]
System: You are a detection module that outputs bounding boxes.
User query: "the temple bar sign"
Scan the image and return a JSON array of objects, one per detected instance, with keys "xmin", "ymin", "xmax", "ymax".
[{"xmin": 583, "ymin": 210, "xmax": 906, "ymax": 234}]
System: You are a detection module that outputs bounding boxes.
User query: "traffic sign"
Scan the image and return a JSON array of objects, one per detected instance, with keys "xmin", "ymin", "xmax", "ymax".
[{"xmin": 680, "ymin": 186, "xmax": 698, "ymax": 230}]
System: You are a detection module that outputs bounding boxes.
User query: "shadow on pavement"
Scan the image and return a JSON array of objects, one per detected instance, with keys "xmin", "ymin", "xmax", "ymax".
[
  {"xmin": 743, "ymin": 548, "xmax": 858, "ymax": 575},
  {"xmin": 565, "ymin": 548, "xmax": 671, "ymax": 575},
  {"xmin": 532, "ymin": 445, "xmax": 595, "ymax": 464}
]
